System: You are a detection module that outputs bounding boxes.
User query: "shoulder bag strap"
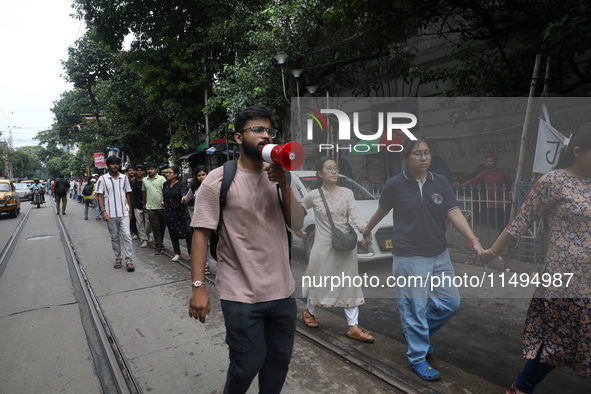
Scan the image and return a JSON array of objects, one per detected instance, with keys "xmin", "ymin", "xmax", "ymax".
[{"xmin": 318, "ymin": 187, "xmax": 337, "ymax": 231}]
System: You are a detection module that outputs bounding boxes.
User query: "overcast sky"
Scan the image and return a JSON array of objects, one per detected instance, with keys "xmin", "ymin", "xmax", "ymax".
[{"xmin": 0, "ymin": 0, "xmax": 83, "ymax": 148}]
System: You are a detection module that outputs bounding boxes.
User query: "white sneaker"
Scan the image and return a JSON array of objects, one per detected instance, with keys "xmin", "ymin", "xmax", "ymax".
[
  {"xmin": 141, "ymin": 241, "xmax": 148, "ymax": 248},
  {"xmin": 132, "ymin": 234, "xmax": 139, "ymax": 240},
  {"xmin": 171, "ymin": 254, "xmax": 181, "ymax": 262},
  {"xmin": 148, "ymin": 234, "xmax": 154, "ymax": 243}
]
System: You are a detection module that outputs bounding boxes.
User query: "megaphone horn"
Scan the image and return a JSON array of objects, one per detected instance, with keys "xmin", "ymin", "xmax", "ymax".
[{"xmin": 259, "ymin": 141, "xmax": 305, "ymax": 171}]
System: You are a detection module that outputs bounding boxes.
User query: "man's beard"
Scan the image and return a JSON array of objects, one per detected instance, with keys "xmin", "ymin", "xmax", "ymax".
[{"xmin": 242, "ymin": 138, "xmax": 264, "ymax": 160}]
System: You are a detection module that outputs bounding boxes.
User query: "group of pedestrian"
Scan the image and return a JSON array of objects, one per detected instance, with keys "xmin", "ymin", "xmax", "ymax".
[
  {"xmin": 184, "ymin": 105, "xmax": 589, "ymax": 394},
  {"xmin": 86, "ymin": 156, "xmax": 207, "ymax": 276}
]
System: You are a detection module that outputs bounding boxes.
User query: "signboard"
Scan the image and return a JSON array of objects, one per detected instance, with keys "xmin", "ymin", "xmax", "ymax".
[{"xmin": 94, "ymin": 152, "xmax": 106, "ymax": 169}]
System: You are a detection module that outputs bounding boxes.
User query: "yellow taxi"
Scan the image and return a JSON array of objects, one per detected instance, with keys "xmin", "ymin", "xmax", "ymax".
[{"xmin": 0, "ymin": 179, "xmax": 21, "ymax": 218}]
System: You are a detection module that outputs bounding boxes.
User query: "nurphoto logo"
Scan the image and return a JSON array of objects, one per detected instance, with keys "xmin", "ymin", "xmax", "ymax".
[{"xmin": 304, "ymin": 108, "xmax": 418, "ymax": 153}]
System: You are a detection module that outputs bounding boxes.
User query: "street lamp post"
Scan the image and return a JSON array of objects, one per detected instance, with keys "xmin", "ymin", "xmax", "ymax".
[{"xmin": 274, "ymin": 54, "xmax": 305, "ymax": 144}]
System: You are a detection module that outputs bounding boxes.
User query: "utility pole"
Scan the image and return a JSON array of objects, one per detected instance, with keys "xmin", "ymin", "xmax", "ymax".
[{"xmin": 511, "ymin": 54, "xmax": 542, "ymax": 220}]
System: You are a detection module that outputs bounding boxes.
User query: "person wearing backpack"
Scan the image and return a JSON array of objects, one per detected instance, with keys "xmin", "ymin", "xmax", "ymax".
[
  {"xmin": 54, "ymin": 174, "xmax": 70, "ymax": 215},
  {"xmin": 188, "ymin": 105, "xmax": 306, "ymax": 394},
  {"xmin": 82, "ymin": 177, "xmax": 100, "ymax": 220}
]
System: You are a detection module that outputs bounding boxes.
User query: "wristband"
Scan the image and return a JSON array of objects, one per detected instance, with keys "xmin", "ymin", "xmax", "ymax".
[
  {"xmin": 362, "ymin": 230, "xmax": 371, "ymax": 237},
  {"xmin": 100, "ymin": 209, "xmax": 106, "ymax": 214},
  {"xmin": 490, "ymin": 247, "xmax": 500, "ymax": 257},
  {"xmin": 467, "ymin": 237, "xmax": 480, "ymax": 248}
]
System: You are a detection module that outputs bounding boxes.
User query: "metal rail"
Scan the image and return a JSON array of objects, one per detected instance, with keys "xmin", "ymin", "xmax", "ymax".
[{"xmin": 55, "ymin": 208, "xmax": 140, "ymax": 394}]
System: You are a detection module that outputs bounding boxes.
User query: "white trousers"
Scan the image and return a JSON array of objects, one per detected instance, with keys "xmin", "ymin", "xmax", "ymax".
[{"xmin": 306, "ymin": 298, "xmax": 359, "ymax": 326}]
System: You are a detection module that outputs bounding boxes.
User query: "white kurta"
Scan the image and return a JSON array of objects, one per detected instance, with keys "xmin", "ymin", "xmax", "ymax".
[{"xmin": 302, "ymin": 187, "xmax": 366, "ymax": 308}]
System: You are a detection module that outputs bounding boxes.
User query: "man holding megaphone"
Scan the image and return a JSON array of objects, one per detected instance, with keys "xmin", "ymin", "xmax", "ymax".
[{"xmin": 188, "ymin": 105, "xmax": 307, "ymax": 394}]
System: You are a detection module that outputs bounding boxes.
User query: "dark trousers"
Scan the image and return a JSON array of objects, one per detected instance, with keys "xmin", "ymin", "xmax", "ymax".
[
  {"xmin": 170, "ymin": 217, "xmax": 193, "ymax": 256},
  {"xmin": 147, "ymin": 209, "xmax": 166, "ymax": 248},
  {"xmin": 55, "ymin": 194, "xmax": 67, "ymax": 214},
  {"xmin": 514, "ymin": 346, "xmax": 555, "ymax": 393},
  {"xmin": 220, "ymin": 297, "xmax": 297, "ymax": 394}
]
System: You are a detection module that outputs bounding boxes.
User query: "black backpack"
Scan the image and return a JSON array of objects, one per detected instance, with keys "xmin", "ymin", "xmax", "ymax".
[
  {"xmin": 209, "ymin": 160, "xmax": 291, "ymax": 261},
  {"xmin": 82, "ymin": 183, "xmax": 94, "ymax": 196},
  {"xmin": 56, "ymin": 179, "xmax": 69, "ymax": 195}
]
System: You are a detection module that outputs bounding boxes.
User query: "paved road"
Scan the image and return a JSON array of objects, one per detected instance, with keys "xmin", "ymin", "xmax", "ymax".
[{"xmin": 1, "ymin": 198, "xmax": 588, "ymax": 393}]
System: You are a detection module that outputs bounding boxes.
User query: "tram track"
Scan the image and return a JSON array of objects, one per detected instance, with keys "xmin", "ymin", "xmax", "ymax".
[
  {"xmin": 54, "ymin": 203, "xmax": 141, "ymax": 394},
  {"xmin": 2, "ymin": 202, "xmax": 424, "ymax": 393}
]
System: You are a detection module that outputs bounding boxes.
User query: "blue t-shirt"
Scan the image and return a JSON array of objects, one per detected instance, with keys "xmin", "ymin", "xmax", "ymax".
[{"xmin": 379, "ymin": 170, "xmax": 459, "ymax": 257}]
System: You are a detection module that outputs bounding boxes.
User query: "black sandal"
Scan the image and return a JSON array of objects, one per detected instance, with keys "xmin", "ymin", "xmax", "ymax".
[
  {"xmin": 126, "ymin": 262, "xmax": 135, "ymax": 272},
  {"xmin": 204, "ymin": 267, "xmax": 211, "ymax": 275},
  {"xmin": 114, "ymin": 261, "xmax": 122, "ymax": 269}
]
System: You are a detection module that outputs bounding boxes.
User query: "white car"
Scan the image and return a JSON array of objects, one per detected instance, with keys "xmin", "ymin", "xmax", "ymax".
[{"xmin": 291, "ymin": 171, "xmax": 394, "ymax": 262}]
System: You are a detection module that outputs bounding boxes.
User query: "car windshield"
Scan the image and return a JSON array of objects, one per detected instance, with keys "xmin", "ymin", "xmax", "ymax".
[
  {"xmin": 14, "ymin": 183, "xmax": 27, "ymax": 190},
  {"xmin": 0, "ymin": 184, "xmax": 10, "ymax": 192},
  {"xmin": 298, "ymin": 176, "xmax": 375, "ymax": 201}
]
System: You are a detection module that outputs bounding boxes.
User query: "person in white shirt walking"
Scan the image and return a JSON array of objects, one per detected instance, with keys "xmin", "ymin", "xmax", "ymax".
[{"xmin": 96, "ymin": 155, "xmax": 135, "ymax": 272}]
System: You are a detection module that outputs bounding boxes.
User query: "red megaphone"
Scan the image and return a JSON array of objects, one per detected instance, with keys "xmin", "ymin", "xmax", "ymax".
[{"xmin": 259, "ymin": 141, "xmax": 305, "ymax": 171}]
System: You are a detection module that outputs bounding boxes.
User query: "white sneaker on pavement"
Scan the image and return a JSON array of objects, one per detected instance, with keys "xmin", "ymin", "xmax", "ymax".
[
  {"xmin": 141, "ymin": 241, "xmax": 148, "ymax": 248},
  {"xmin": 171, "ymin": 254, "xmax": 181, "ymax": 262},
  {"xmin": 132, "ymin": 234, "xmax": 139, "ymax": 240}
]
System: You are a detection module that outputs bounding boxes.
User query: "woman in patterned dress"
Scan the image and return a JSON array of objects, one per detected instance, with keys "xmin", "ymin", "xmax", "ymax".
[
  {"xmin": 299, "ymin": 156, "xmax": 374, "ymax": 343},
  {"xmin": 481, "ymin": 123, "xmax": 591, "ymax": 393},
  {"xmin": 163, "ymin": 165, "xmax": 193, "ymax": 262}
]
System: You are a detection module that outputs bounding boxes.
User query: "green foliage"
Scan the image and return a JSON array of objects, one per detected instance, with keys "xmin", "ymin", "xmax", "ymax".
[{"xmin": 46, "ymin": 0, "xmax": 589, "ymax": 166}]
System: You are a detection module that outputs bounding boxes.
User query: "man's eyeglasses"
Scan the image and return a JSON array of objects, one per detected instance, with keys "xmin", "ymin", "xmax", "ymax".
[
  {"xmin": 411, "ymin": 151, "xmax": 431, "ymax": 159},
  {"xmin": 325, "ymin": 167, "xmax": 339, "ymax": 173},
  {"xmin": 242, "ymin": 126, "xmax": 278, "ymax": 138}
]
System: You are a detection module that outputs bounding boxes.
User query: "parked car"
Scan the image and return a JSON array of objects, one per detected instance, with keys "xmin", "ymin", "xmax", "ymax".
[
  {"xmin": 14, "ymin": 182, "xmax": 32, "ymax": 201},
  {"xmin": 290, "ymin": 171, "xmax": 393, "ymax": 262},
  {"xmin": 0, "ymin": 179, "xmax": 21, "ymax": 218}
]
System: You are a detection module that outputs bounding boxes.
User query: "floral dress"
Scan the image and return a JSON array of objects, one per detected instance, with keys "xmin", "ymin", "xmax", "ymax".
[
  {"xmin": 163, "ymin": 180, "xmax": 190, "ymax": 239},
  {"xmin": 302, "ymin": 187, "xmax": 366, "ymax": 308},
  {"xmin": 506, "ymin": 170, "xmax": 591, "ymax": 377}
]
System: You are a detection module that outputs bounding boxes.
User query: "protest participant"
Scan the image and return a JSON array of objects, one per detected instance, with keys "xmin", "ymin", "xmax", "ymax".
[
  {"xmin": 363, "ymin": 136, "xmax": 483, "ymax": 381},
  {"xmin": 82, "ymin": 177, "xmax": 100, "ymax": 220},
  {"xmin": 182, "ymin": 165, "xmax": 210, "ymax": 273},
  {"xmin": 299, "ymin": 156, "xmax": 373, "ymax": 343},
  {"xmin": 481, "ymin": 124, "xmax": 591, "ymax": 394},
  {"xmin": 96, "ymin": 156, "xmax": 135, "ymax": 272},
  {"xmin": 162, "ymin": 165, "xmax": 192, "ymax": 261},
  {"xmin": 132, "ymin": 164, "xmax": 152, "ymax": 247},
  {"xmin": 54, "ymin": 174, "xmax": 69, "ymax": 215},
  {"xmin": 188, "ymin": 105, "xmax": 306, "ymax": 393},
  {"xmin": 142, "ymin": 163, "xmax": 166, "ymax": 255}
]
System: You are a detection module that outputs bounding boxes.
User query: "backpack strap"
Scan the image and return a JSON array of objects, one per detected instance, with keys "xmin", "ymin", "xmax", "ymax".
[{"xmin": 217, "ymin": 160, "xmax": 239, "ymax": 231}]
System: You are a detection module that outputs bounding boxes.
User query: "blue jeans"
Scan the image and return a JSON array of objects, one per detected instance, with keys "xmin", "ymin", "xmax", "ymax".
[
  {"xmin": 220, "ymin": 297, "xmax": 297, "ymax": 394},
  {"xmin": 393, "ymin": 249, "xmax": 460, "ymax": 365},
  {"xmin": 84, "ymin": 198, "xmax": 100, "ymax": 219}
]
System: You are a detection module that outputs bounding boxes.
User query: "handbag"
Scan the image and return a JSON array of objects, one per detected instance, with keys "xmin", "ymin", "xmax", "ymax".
[{"xmin": 318, "ymin": 188, "xmax": 358, "ymax": 252}]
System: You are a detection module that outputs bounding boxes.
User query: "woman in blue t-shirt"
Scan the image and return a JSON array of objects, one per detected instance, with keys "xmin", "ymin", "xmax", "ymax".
[{"xmin": 363, "ymin": 136, "xmax": 483, "ymax": 382}]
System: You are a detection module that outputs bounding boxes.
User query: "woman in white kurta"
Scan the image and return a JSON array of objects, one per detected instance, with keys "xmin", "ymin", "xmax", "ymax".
[{"xmin": 300, "ymin": 157, "xmax": 374, "ymax": 343}]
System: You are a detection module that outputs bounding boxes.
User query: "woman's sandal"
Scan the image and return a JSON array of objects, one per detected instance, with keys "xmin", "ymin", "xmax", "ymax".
[
  {"xmin": 346, "ymin": 328, "xmax": 374, "ymax": 343},
  {"xmin": 114, "ymin": 261, "xmax": 122, "ymax": 269},
  {"xmin": 126, "ymin": 262, "xmax": 135, "ymax": 272},
  {"xmin": 409, "ymin": 361, "xmax": 440, "ymax": 381},
  {"xmin": 204, "ymin": 267, "xmax": 211, "ymax": 275},
  {"xmin": 302, "ymin": 309, "xmax": 319, "ymax": 328}
]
